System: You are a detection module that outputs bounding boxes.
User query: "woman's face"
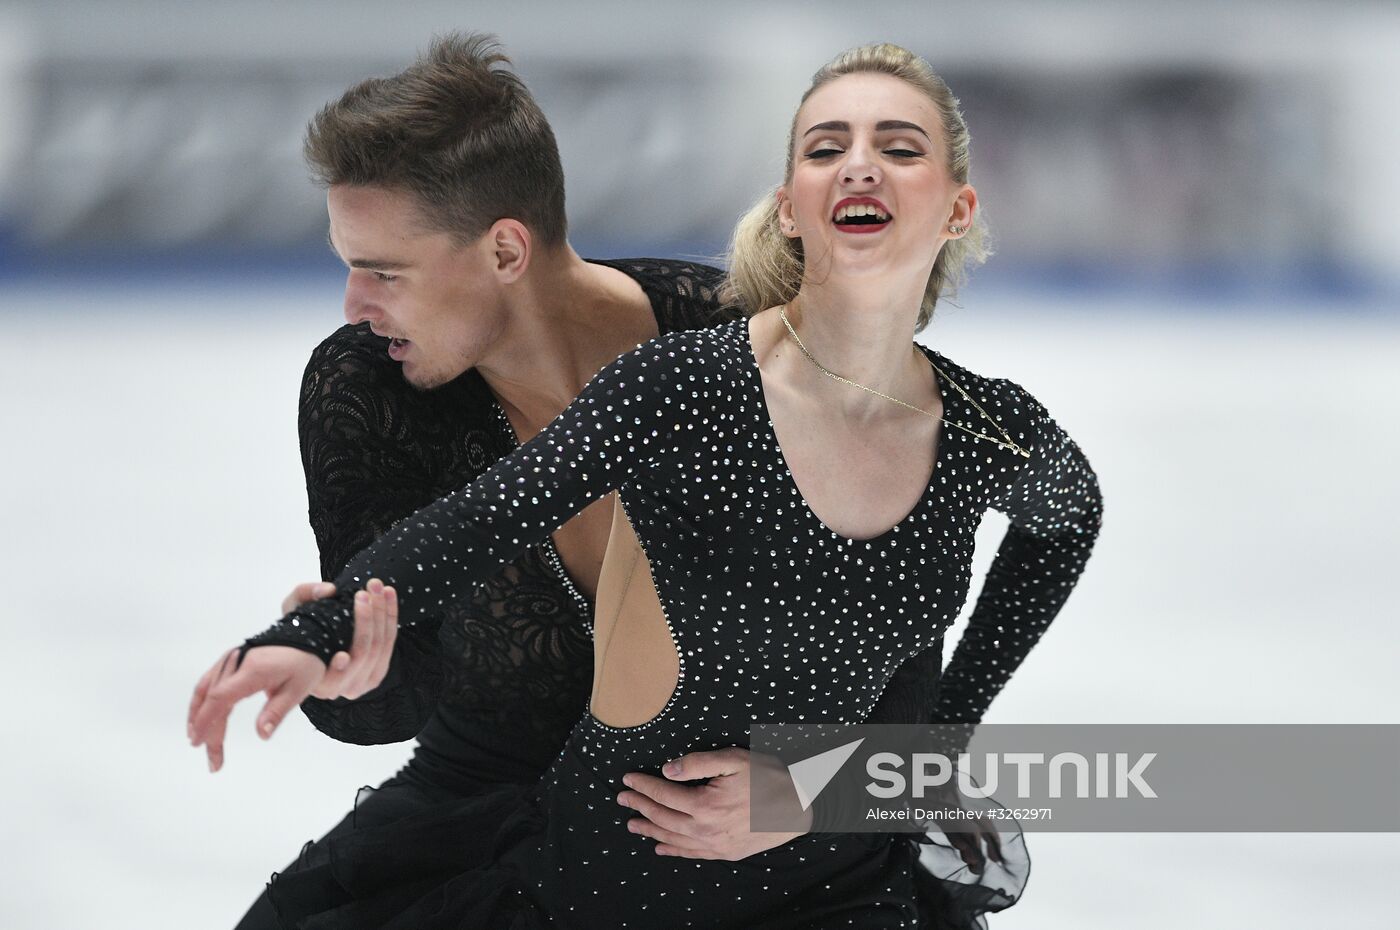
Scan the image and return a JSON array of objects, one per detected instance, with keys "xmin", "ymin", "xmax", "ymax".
[{"xmin": 780, "ymin": 72, "xmax": 975, "ymax": 290}]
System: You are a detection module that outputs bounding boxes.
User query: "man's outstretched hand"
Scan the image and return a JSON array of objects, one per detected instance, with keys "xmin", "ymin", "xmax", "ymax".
[{"xmin": 187, "ymin": 578, "xmax": 397, "ymax": 772}]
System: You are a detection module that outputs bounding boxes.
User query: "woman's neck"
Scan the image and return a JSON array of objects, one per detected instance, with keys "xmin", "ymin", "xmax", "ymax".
[{"xmin": 772, "ymin": 277, "xmax": 934, "ymax": 421}]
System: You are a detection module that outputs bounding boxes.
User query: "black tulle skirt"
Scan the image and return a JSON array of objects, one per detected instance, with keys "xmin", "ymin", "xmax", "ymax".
[{"xmin": 257, "ymin": 774, "xmax": 1029, "ymax": 930}]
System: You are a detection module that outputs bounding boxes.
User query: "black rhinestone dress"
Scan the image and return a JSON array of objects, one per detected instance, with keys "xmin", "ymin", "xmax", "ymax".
[
  {"xmin": 234, "ymin": 260, "xmax": 968, "ymax": 930},
  {"xmin": 243, "ymin": 263, "xmax": 1102, "ymax": 928}
]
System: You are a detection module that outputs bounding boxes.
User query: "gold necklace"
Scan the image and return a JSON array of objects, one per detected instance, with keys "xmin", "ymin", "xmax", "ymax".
[{"xmin": 778, "ymin": 307, "xmax": 1032, "ymax": 458}]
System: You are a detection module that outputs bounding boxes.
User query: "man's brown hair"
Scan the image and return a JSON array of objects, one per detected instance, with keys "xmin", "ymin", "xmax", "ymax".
[{"xmin": 305, "ymin": 32, "xmax": 567, "ymax": 246}]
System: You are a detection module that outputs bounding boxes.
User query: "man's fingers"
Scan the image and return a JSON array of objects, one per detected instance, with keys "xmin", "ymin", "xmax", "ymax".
[
  {"xmin": 626, "ymin": 817, "xmax": 714, "ymax": 856},
  {"xmin": 661, "ymin": 746, "xmax": 748, "ymax": 781},
  {"xmin": 304, "ymin": 581, "xmax": 394, "ymax": 703},
  {"xmin": 349, "ymin": 588, "xmax": 372, "ymax": 661},
  {"xmin": 281, "ymin": 580, "xmax": 336, "ymax": 615},
  {"xmin": 617, "ymin": 789, "xmax": 695, "ymax": 835},
  {"xmin": 331, "ymin": 581, "xmax": 383, "ymax": 699},
  {"xmin": 654, "ymin": 843, "xmax": 722, "ymax": 859},
  {"xmin": 336, "ymin": 588, "xmax": 373, "ymax": 698},
  {"xmin": 353, "ymin": 580, "xmax": 388, "ymax": 695},
  {"xmin": 370, "ymin": 579, "xmax": 386, "ymax": 666},
  {"xmin": 368, "ymin": 585, "xmax": 397, "ymax": 690},
  {"xmin": 357, "ymin": 581, "xmax": 384, "ymax": 683},
  {"xmin": 309, "ymin": 651, "xmax": 352, "ymax": 700},
  {"xmin": 622, "ymin": 773, "xmax": 705, "ymax": 816}
]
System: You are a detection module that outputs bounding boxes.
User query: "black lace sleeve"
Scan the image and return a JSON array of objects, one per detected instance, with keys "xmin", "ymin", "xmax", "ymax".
[
  {"xmin": 241, "ymin": 331, "xmax": 721, "ymax": 674},
  {"xmin": 592, "ymin": 257, "xmax": 742, "ymax": 333},
  {"xmin": 931, "ymin": 383, "xmax": 1104, "ymax": 727},
  {"xmin": 290, "ymin": 327, "xmax": 499, "ymax": 745}
]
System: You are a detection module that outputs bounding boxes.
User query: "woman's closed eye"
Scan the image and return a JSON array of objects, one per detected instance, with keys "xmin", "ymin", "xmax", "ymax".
[{"xmin": 804, "ymin": 147, "xmax": 926, "ymax": 160}]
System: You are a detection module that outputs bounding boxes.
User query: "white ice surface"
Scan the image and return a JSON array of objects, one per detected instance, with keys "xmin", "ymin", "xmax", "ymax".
[{"xmin": 0, "ymin": 281, "xmax": 1395, "ymax": 929}]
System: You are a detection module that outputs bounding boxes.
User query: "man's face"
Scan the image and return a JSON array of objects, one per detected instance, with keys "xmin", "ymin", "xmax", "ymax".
[{"xmin": 327, "ymin": 184, "xmax": 504, "ymax": 389}]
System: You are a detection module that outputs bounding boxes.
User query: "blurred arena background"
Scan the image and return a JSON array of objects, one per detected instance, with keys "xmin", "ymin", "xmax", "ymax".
[{"xmin": 0, "ymin": 2, "xmax": 1396, "ymax": 928}]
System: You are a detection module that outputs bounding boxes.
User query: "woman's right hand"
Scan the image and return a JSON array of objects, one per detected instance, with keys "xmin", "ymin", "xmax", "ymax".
[{"xmin": 186, "ymin": 579, "xmax": 398, "ymax": 772}]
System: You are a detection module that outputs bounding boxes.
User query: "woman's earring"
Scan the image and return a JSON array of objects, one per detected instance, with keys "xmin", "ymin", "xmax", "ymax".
[{"xmin": 948, "ymin": 224, "xmax": 965, "ymax": 235}]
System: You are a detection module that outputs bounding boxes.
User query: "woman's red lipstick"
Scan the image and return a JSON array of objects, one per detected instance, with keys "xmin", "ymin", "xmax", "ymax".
[{"xmin": 831, "ymin": 196, "xmax": 892, "ymax": 234}]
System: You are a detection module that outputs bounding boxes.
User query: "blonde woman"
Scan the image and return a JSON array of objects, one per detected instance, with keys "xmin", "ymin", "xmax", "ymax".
[{"xmin": 193, "ymin": 43, "xmax": 1101, "ymax": 928}]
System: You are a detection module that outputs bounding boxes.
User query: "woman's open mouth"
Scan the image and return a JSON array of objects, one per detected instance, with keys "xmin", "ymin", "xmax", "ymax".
[{"xmin": 831, "ymin": 199, "xmax": 892, "ymax": 234}]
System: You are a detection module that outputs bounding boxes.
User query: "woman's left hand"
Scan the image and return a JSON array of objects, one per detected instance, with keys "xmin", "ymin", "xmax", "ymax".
[{"xmin": 616, "ymin": 747, "xmax": 811, "ymax": 860}]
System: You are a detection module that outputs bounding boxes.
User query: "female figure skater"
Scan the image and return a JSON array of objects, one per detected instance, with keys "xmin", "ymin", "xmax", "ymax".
[{"xmin": 191, "ymin": 43, "xmax": 1102, "ymax": 928}]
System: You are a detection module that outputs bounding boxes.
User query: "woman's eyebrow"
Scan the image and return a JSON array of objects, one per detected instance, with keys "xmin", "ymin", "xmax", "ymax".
[
  {"xmin": 802, "ymin": 119, "xmax": 930, "ymax": 140},
  {"xmin": 875, "ymin": 119, "xmax": 930, "ymax": 140},
  {"xmin": 803, "ymin": 120, "xmax": 850, "ymax": 137}
]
